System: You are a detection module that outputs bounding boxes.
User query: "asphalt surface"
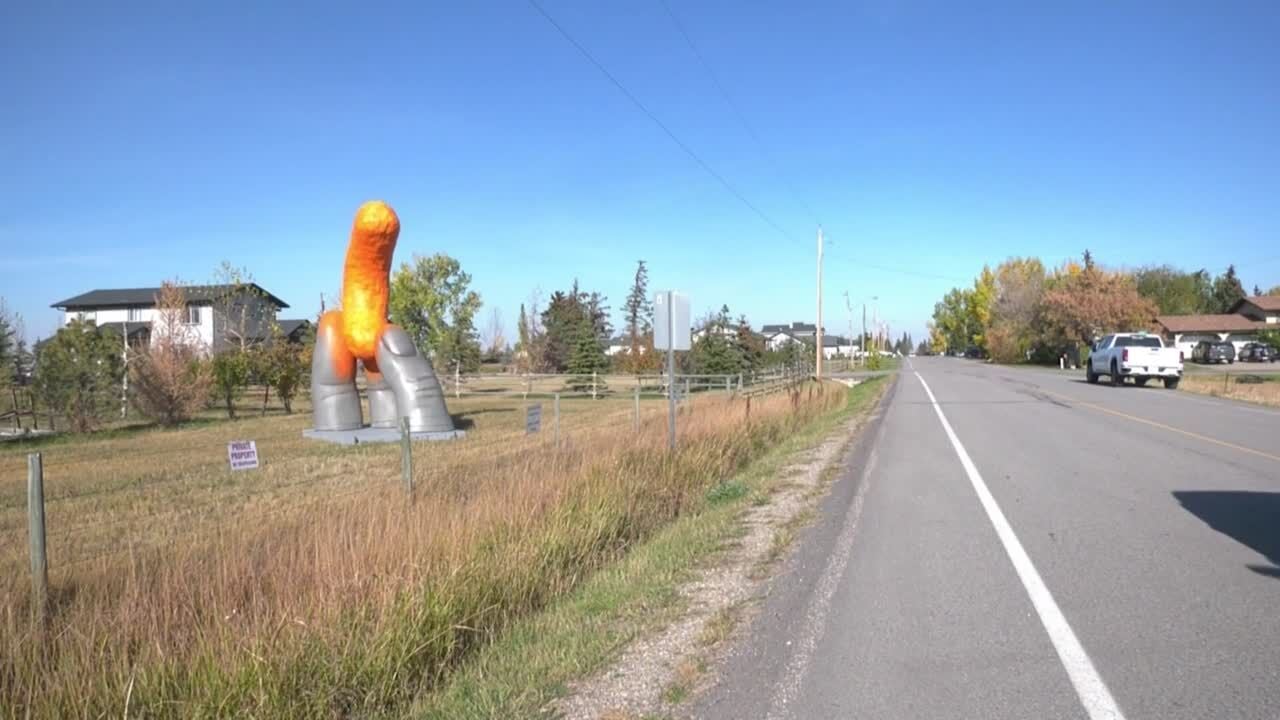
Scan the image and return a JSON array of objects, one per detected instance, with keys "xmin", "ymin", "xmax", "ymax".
[{"xmin": 695, "ymin": 357, "xmax": 1280, "ymax": 720}]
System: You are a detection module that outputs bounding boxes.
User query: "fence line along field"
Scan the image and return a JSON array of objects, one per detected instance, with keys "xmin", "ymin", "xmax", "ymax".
[{"xmin": 2, "ymin": 368, "xmax": 844, "ymax": 719}]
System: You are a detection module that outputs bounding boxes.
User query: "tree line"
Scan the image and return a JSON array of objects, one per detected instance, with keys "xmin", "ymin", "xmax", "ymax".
[
  {"xmin": 929, "ymin": 252, "xmax": 1280, "ymax": 363},
  {"xmin": 7, "ymin": 250, "xmax": 818, "ymax": 433}
]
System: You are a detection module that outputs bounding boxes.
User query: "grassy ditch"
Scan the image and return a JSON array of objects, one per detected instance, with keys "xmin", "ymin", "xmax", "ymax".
[
  {"xmin": 1179, "ymin": 372, "xmax": 1280, "ymax": 407},
  {"xmin": 412, "ymin": 377, "xmax": 890, "ymax": 719},
  {"xmin": 2, "ymin": 381, "xmax": 870, "ymax": 719}
]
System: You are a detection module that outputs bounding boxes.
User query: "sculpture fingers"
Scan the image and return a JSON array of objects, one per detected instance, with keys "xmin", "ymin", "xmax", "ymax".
[
  {"xmin": 375, "ymin": 325, "xmax": 455, "ymax": 433},
  {"xmin": 311, "ymin": 310, "xmax": 363, "ymax": 431}
]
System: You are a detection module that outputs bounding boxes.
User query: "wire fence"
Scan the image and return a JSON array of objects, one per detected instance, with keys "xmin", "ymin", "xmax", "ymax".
[{"xmin": 1, "ymin": 365, "xmax": 814, "ymax": 607}]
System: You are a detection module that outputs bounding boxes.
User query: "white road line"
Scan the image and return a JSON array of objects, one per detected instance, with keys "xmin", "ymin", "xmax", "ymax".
[{"xmin": 914, "ymin": 371, "xmax": 1127, "ymax": 720}]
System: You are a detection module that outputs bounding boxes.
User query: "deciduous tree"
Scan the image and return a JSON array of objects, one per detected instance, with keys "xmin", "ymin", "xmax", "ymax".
[
  {"xmin": 254, "ymin": 326, "xmax": 307, "ymax": 414},
  {"xmin": 211, "ymin": 351, "xmax": 251, "ymax": 419},
  {"xmin": 1039, "ymin": 256, "xmax": 1157, "ymax": 350},
  {"xmin": 130, "ymin": 282, "xmax": 213, "ymax": 425},
  {"xmin": 1134, "ymin": 266, "xmax": 1214, "ymax": 315},
  {"xmin": 388, "ymin": 253, "xmax": 483, "ymax": 372},
  {"xmin": 986, "ymin": 257, "xmax": 1046, "ymax": 363}
]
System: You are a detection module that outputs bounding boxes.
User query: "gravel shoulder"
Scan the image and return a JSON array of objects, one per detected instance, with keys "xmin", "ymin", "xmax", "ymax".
[{"xmin": 555, "ymin": 379, "xmax": 892, "ymax": 720}]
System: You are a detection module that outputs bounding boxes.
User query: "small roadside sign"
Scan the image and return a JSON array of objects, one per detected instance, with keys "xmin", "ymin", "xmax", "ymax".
[
  {"xmin": 227, "ymin": 440, "xmax": 260, "ymax": 471},
  {"xmin": 526, "ymin": 404, "xmax": 542, "ymax": 434}
]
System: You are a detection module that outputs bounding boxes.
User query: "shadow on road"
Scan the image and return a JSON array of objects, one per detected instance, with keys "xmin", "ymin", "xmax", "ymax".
[{"xmin": 1173, "ymin": 491, "xmax": 1280, "ymax": 579}]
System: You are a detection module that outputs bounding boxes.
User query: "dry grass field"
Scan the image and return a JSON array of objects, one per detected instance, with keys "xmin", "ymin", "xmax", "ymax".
[
  {"xmin": 1, "ymin": 379, "xmax": 842, "ymax": 719},
  {"xmin": 1179, "ymin": 372, "xmax": 1280, "ymax": 407}
]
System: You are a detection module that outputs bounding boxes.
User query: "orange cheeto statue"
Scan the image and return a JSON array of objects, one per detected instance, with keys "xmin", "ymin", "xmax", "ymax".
[{"xmin": 308, "ymin": 201, "xmax": 457, "ymax": 440}]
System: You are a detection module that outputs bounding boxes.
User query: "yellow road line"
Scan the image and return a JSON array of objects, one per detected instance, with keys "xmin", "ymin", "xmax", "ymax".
[{"xmin": 1042, "ymin": 388, "xmax": 1280, "ymax": 464}]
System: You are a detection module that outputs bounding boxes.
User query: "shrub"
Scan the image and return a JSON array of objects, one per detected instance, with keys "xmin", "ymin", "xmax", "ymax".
[{"xmin": 130, "ymin": 283, "xmax": 213, "ymax": 425}]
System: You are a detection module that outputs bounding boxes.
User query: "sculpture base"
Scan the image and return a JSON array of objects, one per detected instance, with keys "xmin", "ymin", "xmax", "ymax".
[{"xmin": 303, "ymin": 427, "xmax": 465, "ymax": 445}]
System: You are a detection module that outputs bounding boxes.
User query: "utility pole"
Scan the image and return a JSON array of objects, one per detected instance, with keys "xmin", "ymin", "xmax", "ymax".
[
  {"xmin": 120, "ymin": 320, "xmax": 128, "ymax": 419},
  {"xmin": 844, "ymin": 291, "xmax": 855, "ymax": 371},
  {"xmin": 666, "ymin": 290, "xmax": 676, "ymax": 451},
  {"xmin": 861, "ymin": 303, "xmax": 867, "ymax": 367},
  {"xmin": 815, "ymin": 226, "xmax": 823, "ymax": 379}
]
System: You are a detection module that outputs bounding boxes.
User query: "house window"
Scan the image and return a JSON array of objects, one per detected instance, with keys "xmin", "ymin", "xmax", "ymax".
[
  {"xmin": 185, "ymin": 305, "xmax": 202, "ymax": 324},
  {"xmin": 127, "ymin": 307, "xmax": 144, "ymax": 322}
]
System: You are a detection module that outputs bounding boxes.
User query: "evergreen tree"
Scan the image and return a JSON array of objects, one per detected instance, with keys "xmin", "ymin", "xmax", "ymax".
[
  {"xmin": 34, "ymin": 319, "xmax": 124, "ymax": 432},
  {"xmin": 735, "ymin": 314, "xmax": 764, "ymax": 371},
  {"xmin": 516, "ymin": 304, "xmax": 529, "ymax": 354},
  {"xmin": 566, "ymin": 320, "xmax": 608, "ymax": 393},
  {"xmin": 541, "ymin": 290, "xmax": 582, "ymax": 371},
  {"xmin": 622, "ymin": 260, "xmax": 655, "ymax": 373},
  {"xmin": 541, "ymin": 281, "xmax": 611, "ymax": 372},
  {"xmin": 0, "ymin": 300, "xmax": 14, "ymax": 383},
  {"xmin": 10, "ymin": 338, "xmax": 33, "ymax": 386},
  {"xmin": 1211, "ymin": 264, "xmax": 1246, "ymax": 313},
  {"xmin": 690, "ymin": 306, "xmax": 746, "ymax": 375}
]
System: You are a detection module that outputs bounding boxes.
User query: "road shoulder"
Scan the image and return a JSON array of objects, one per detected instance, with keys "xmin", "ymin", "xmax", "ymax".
[{"xmin": 408, "ymin": 378, "xmax": 891, "ymax": 720}]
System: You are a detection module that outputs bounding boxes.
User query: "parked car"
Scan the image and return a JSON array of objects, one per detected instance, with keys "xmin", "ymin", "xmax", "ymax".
[
  {"xmin": 1238, "ymin": 342, "xmax": 1275, "ymax": 363},
  {"xmin": 1087, "ymin": 333, "xmax": 1183, "ymax": 388},
  {"xmin": 1191, "ymin": 340, "xmax": 1236, "ymax": 364}
]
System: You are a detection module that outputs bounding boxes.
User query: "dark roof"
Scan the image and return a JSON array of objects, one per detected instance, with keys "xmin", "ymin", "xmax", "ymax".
[
  {"xmin": 1155, "ymin": 314, "xmax": 1266, "ymax": 333},
  {"xmin": 277, "ymin": 319, "xmax": 311, "ymax": 338},
  {"xmin": 762, "ymin": 322, "xmax": 817, "ymax": 334},
  {"xmin": 1229, "ymin": 295, "xmax": 1280, "ymax": 314},
  {"xmin": 822, "ymin": 335, "xmax": 853, "ymax": 347},
  {"xmin": 94, "ymin": 321, "xmax": 152, "ymax": 339},
  {"xmin": 52, "ymin": 284, "xmax": 289, "ymax": 310}
]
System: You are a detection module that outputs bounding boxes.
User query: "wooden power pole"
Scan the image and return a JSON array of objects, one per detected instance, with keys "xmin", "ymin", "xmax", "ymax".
[{"xmin": 816, "ymin": 226, "xmax": 823, "ymax": 378}]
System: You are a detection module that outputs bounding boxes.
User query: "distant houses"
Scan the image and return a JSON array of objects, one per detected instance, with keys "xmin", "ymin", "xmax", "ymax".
[
  {"xmin": 1155, "ymin": 295, "xmax": 1280, "ymax": 355},
  {"xmin": 760, "ymin": 321, "xmax": 865, "ymax": 358},
  {"xmin": 51, "ymin": 285, "xmax": 310, "ymax": 353}
]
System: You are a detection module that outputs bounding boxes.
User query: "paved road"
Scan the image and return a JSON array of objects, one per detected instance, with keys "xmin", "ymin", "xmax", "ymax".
[{"xmin": 696, "ymin": 357, "xmax": 1280, "ymax": 720}]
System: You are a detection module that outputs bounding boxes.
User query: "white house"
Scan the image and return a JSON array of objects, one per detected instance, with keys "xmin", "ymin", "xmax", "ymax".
[
  {"xmin": 51, "ymin": 285, "xmax": 307, "ymax": 353},
  {"xmin": 821, "ymin": 335, "xmax": 860, "ymax": 359}
]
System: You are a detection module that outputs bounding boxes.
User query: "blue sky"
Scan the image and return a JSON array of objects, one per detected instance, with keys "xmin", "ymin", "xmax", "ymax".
[{"xmin": 3, "ymin": 0, "xmax": 1279, "ymax": 345}]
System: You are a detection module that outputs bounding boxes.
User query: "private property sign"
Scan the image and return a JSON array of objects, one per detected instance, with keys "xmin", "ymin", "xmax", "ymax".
[
  {"xmin": 526, "ymin": 404, "xmax": 542, "ymax": 434},
  {"xmin": 227, "ymin": 440, "xmax": 260, "ymax": 471}
]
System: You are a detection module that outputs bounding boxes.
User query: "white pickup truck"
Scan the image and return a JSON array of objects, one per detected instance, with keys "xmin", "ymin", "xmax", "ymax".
[{"xmin": 1086, "ymin": 333, "xmax": 1183, "ymax": 388}]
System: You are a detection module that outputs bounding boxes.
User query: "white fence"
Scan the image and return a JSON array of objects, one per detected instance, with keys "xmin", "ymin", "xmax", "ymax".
[{"xmin": 440, "ymin": 364, "xmax": 812, "ymax": 401}]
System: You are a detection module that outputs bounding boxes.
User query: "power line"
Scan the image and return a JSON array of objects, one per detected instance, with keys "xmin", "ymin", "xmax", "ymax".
[
  {"xmin": 526, "ymin": 0, "xmax": 798, "ymax": 243},
  {"xmin": 823, "ymin": 246, "xmax": 971, "ymax": 283},
  {"xmin": 656, "ymin": 0, "xmax": 820, "ymax": 226}
]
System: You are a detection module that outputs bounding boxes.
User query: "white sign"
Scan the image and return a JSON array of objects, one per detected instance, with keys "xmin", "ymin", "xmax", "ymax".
[
  {"xmin": 525, "ymin": 404, "xmax": 542, "ymax": 434},
  {"xmin": 227, "ymin": 440, "xmax": 260, "ymax": 471},
  {"xmin": 653, "ymin": 291, "xmax": 691, "ymax": 351}
]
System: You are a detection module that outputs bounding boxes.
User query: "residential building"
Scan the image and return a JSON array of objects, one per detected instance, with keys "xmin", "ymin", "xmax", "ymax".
[
  {"xmin": 1229, "ymin": 296, "xmax": 1280, "ymax": 325},
  {"xmin": 1155, "ymin": 295, "xmax": 1279, "ymax": 355},
  {"xmin": 51, "ymin": 285, "xmax": 308, "ymax": 353}
]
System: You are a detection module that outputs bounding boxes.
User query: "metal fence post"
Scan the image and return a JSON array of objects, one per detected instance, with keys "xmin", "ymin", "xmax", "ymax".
[
  {"xmin": 400, "ymin": 417, "xmax": 414, "ymax": 502},
  {"xmin": 591, "ymin": 371, "xmax": 598, "ymax": 400},
  {"xmin": 28, "ymin": 453, "xmax": 47, "ymax": 623},
  {"xmin": 725, "ymin": 375, "xmax": 731, "ymax": 395},
  {"xmin": 454, "ymin": 363, "xmax": 460, "ymax": 399},
  {"xmin": 738, "ymin": 372, "xmax": 743, "ymax": 393},
  {"xmin": 554, "ymin": 393, "xmax": 561, "ymax": 447},
  {"xmin": 684, "ymin": 377, "xmax": 690, "ymax": 402}
]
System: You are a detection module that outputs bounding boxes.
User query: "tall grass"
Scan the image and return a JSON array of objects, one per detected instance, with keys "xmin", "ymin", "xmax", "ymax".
[
  {"xmin": 2, "ymin": 383, "xmax": 843, "ymax": 719},
  {"xmin": 1179, "ymin": 373, "xmax": 1280, "ymax": 407}
]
